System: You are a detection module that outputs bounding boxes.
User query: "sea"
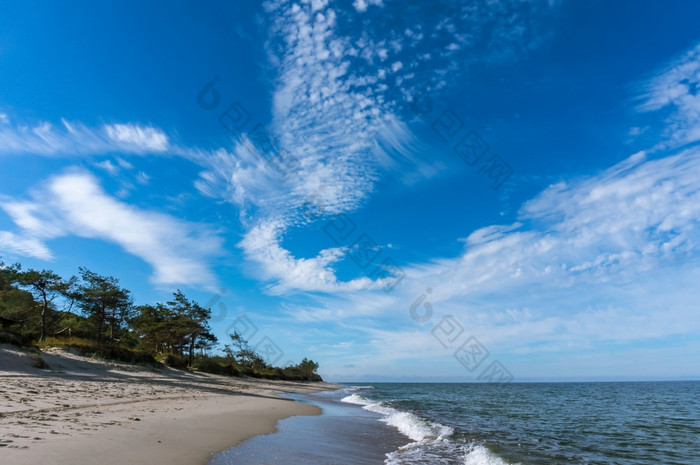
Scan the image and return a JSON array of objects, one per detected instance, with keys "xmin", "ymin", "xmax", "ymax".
[{"xmin": 210, "ymin": 381, "xmax": 699, "ymax": 465}]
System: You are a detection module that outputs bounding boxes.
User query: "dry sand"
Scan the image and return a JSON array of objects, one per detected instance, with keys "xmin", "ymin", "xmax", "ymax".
[{"xmin": 0, "ymin": 344, "xmax": 340, "ymax": 465}]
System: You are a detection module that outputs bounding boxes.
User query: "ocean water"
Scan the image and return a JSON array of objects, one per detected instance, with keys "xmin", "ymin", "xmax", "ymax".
[{"xmin": 211, "ymin": 381, "xmax": 699, "ymax": 465}]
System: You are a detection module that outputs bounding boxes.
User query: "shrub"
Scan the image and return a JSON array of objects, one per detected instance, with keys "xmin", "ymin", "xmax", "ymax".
[
  {"xmin": 32, "ymin": 354, "xmax": 49, "ymax": 369},
  {"xmin": 38, "ymin": 336, "xmax": 95, "ymax": 349},
  {"xmin": 37, "ymin": 338, "xmax": 159, "ymax": 368},
  {"xmin": 192, "ymin": 359, "xmax": 238, "ymax": 376},
  {"xmin": 162, "ymin": 354, "xmax": 188, "ymax": 369},
  {"xmin": 0, "ymin": 330, "xmax": 31, "ymax": 347},
  {"xmin": 85, "ymin": 346, "xmax": 158, "ymax": 367},
  {"xmin": 237, "ymin": 366, "xmax": 258, "ymax": 377},
  {"xmin": 258, "ymin": 367, "xmax": 284, "ymax": 379}
]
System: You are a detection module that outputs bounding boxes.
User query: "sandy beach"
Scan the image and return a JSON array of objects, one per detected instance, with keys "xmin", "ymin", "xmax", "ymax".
[{"xmin": 0, "ymin": 345, "xmax": 339, "ymax": 465}]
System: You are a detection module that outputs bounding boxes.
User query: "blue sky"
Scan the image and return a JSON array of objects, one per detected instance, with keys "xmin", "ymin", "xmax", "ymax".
[{"xmin": 1, "ymin": 0, "xmax": 699, "ymax": 381}]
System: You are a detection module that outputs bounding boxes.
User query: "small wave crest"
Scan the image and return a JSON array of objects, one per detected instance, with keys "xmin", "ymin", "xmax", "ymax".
[
  {"xmin": 341, "ymin": 393, "xmax": 515, "ymax": 465},
  {"xmin": 463, "ymin": 444, "xmax": 515, "ymax": 465},
  {"xmin": 341, "ymin": 393, "xmax": 453, "ymax": 442},
  {"xmin": 338, "ymin": 385, "xmax": 375, "ymax": 396},
  {"xmin": 384, "ymin": 442, "xmax": 516, "ymax": 465}
]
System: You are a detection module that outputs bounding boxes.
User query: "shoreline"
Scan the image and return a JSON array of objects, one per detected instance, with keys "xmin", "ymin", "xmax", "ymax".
[
  {"xmin": 210, "ymin": 389, "xmax": 411, "ymax": 465},
  {"xmin": 0, "ymin": 345, "xmax": 340, "ymax": 465}
]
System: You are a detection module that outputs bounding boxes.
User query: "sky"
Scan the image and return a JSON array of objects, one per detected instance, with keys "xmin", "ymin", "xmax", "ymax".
[{"xmin": 1, "ymin": 0, "xmax": 699, "ymax": 382}]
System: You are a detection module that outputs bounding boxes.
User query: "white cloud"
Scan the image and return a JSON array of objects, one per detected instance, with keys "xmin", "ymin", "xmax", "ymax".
[
  {"xmin": 0, "ymin": 113, "xmax": 8, "ymax": 124},
  {"xmin": 198, "ymin": 0, "xmax": 413, "ymax": 290},
  {"xmin": 136, "ymin": 171, "xmax": 150, "ymax": 185},
  {"xmin": 214, "ymin": 0, "xmax": 550, "ymax": 292},
  {"xmin": 0, "ymin": 172, "xmax": 223, "ymax": 287},
  {"xmin": 0, "ymin": 1, "xmax": 555, "ymax": 294},
  {"xmin": 0, "ymin": 1, "xmax": 558, "ymax": 298},
  {"xmin": 638, "ymin": 42, "xmax": 700, "ymax": 148},
  {"xmin": 104, "ymin": 123, "xmax": 169, "ymax": 152},
  {"xmin": 0, "ymin": 231, "xmax": 53, "ymax": 260},
  {"xmin": 94, "ymin": 160, "xmax": 119, "ymax": 175},
  {"xmin": 115, "ymin": 157, "xmax": 134, "ymax": 170},
  {"xmin": 277, "ymin": 144, "xmax": 700, "ymax": 379},
  {"xmin": 352, "ymin": 0, "xmax": 367, "ymax": 12},
  {"xmin": 410, "ymin": 149, "xmax": 700, "ymax": 305},
  {"xmin": 0, "ymin": 119, "xmax": 169, "ymax": 156},
  {"xmin": 239, "ymin": 218, "xmax": 373, "ymax": 294},
  {"xmin": 289, "ymin": 41, "xmax": 700, "ymax": 378},
  {"xmin": 196, "ymin": 0, "xmax": 557, "ymax": 293},
  {"xmin": 352, "ymin": 0, "xmax": 383, "ymax": 13},
  {"xmin": 0, "ymin": 0, "xmax": 556, "ymax": 304},
  {"xmin": 192, "ymin": 142, "xmax": 295, "ymax": 224},
  {"xmin": 311, "ymin": 0, "xmax": 329, "ymax": 12}
]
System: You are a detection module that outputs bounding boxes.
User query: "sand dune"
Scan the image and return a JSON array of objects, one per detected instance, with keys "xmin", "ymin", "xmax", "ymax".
[{"xmin": 0, "ymin": 345, "xmax": 338, "ymax": 465}]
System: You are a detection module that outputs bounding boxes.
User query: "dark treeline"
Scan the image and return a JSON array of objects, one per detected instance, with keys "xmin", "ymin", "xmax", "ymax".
[{"xmin": 0, "ymin": 261, "xmax": 322, "ymax": 381}]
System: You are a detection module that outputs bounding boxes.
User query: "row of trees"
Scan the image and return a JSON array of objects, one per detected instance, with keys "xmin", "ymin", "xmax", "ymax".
[
  {"xmin": 0, "ymin": 261, "xmax": 321, "ymax": 380},
  {"xmin": 0, "ymin": 262, "xmax": 216, "ymax": 357},
  {"xmin": 131, "ymin": 291, "xmax": 216, "ymax": 366}
]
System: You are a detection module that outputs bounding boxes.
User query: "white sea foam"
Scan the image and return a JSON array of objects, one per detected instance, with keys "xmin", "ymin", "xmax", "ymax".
[
  {"xmin": 463, "ymin": 444, "xmax": 515, "ymax": 465},
  {"xmin": 341, "ymin": 393, "xmax": 453, "ymax": 442},
  {"xmin": 337, "ymin": 386, "xmax": 374, "ymax": 396},
  {"xmin": 341, "ymin": 393, "xmax": 373, "ymax": 406},
  {"xmin": 341, "ymin": 392, "xmax": 515, "ymax": 465},
  {"xmin": 383, "ymin": 441, "xmax": 516, "ymax": 465}
]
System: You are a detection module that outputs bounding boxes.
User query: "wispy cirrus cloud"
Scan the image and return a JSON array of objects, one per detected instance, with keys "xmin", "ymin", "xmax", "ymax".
[
  {"xmin": 0, "ymin": 231, "xmax": 52, "ymax": 260},
  {"xmin": 104, "ymin": 123, "xmax": 169, "ymax": 152},
  {"xmin": 0, "ymin": 171, "xmax": 222, "ymax": 287},
  {"xmin": 288, "ymin": 39, "xmax": 700, "ymax": 377},
  {"xmin": 0, "ymin": 119, "xmax": 169, "ymax": 156},
  {"xmin": 289, "ymin": 146, "xmax": 700, "ymax": 377},
  {"xmin": 281, "ymin": 33, "xmax": 700, "ymax": 356},
  {"xmin": 414, "ymin": 149, "xmax": 700, "ymax": 304},
  {"xmin": 638, "ymin": 42, "xmax": 700, "ymax": 149},
  {"xmin": 191, "ymin": 0, "xmax": 557, "ymax": 293},
  {"xmin": 251, "ymin": 34, "xmax": 700, "ymax": 299}
]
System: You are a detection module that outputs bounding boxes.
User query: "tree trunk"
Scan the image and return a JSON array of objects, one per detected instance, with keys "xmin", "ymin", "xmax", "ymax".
[
  {"xmin": 96, "ymin": 306, "xmax": 104, "ymax": 344},
  {"xmin": 40, "ymin": 296, "xmax": 48, "ymax": 342}
]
